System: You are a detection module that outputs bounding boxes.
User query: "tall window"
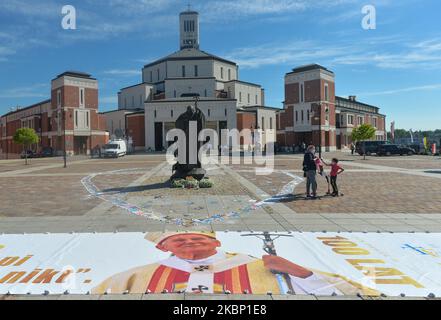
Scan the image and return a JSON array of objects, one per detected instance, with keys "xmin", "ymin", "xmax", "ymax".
[
  {"xmin": 261, "ymin": 117, "xmax": 265, "ymax": 130},
  {"xmin": 204, "ymin": 89, "xmax": 207, "ymax": 97},
  {"xmin": 295, "ymin": 111, "xmax": 298, "ymax": 122},
  {"xmin": 228, "ymin": 69, "xmax": 231, "ymax": 80},
  {"xmin": 79, "ymin": 88, "xmax": 85, "ymax": 107},
  {"xmin": 86, "ymin": 111, "xmax": 89, "ymax": 127},
  {"xmin": 300, "ymin": 84, "xmax": 304, "ymax": 102},
  {"xmin": 239, "ymin": 92, "xmax": 242, "ymax": 102},
  {"xmin": 307, "ymin": 110, "xmax": 310, "ymax": 122},
  {"xmin": 220, "ymin": 67, "xmax": 224, "ymax": 79},
  {"xmin": 255, "ymin": 95, "xmax": 258, "ymax": 104},
  {"xmin": 247, "ymin": 93, "xmax": 250, "ymax": 104},
  {"xmin": 301, "ymin": 110, "xmax": 304, "ymax": 122},
  {"xmin": 194, "ymin": 65, "xmax": 198, "ymax": 77},
  {"xmin": 157, "ymin": 69, "xmax": 160, "ymax": 81},
  {"xmin": 182, "ymin": 65, "xmax": 186, "ymax": 77},
  {"xmin": 75, "ymin": 111, "xmax": 78, "ymax": 127},
  {"xmin": 150, "ymin": 71, "xmax": 153, "ymax": 83},
  {"xmin": 57, "ymin": 90, "xmax": 61, "ymax": 107},
  {"xmin": 324, "ymin": 83, "xmax": 329, "ymax": 101},
  {"xmin": 270, "ymin": 117, "xmax": 273, "ymax": 130}
]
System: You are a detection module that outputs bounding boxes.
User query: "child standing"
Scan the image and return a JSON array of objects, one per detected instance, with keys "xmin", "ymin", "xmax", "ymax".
[
  {"xmin": 314, "ymin": 156, "xmax": 331, "ymax": 195},
  {"xmin": 323, "ymin": 158, "xmax": 344, "ymax": 197}
]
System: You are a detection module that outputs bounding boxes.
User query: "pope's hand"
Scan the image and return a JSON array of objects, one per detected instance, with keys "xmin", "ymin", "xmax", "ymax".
[{"xmin": 262, "ymin": 255, "xmax": 313, "ymax": 278}]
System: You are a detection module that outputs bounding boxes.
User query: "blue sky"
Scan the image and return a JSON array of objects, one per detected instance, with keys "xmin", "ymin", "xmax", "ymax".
[{"xmin": 0, "ymin": 0, "xmax": 440, "ymax": 130}]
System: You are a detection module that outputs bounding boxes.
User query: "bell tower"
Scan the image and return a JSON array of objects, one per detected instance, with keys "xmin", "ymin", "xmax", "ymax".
[{"xmin": 179, "ymin": 7, "xmax": 199, "ymax": 50}]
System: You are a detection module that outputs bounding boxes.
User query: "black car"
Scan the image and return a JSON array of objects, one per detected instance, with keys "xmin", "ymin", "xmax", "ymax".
[
  {"xmin": 20, "ymin": 150, "xmax": 37, "ymax": 159},
  {"xmin": 355, "ymin": 141, "xmax": 389, "ymax": 156},
  {"xmin": 377, "ymin": 144, "xmax": 415, "ymax": 156},
  {"xmin": 40, "ymin": 147, "xmax": 54, "ymax": 157}
]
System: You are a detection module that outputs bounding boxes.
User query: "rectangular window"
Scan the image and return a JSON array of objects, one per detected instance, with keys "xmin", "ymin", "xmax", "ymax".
[
  {"xmin": 174, "ymin": 90, "xmax": 177, "ymax": 98},
  {"xmin": 57, "ymin": 90, "xmax": 61, "ymax": 107},
  {"xmin": 307, "ymin": 110, "xmax": 310, "ymax": 122},
  {"xmin": 301, "ymin": 110, "xmax": 304, "ymax": 122},
  {"xmin": 228, "ymin": 69, "xmax": 231, "ymax": 80},
  {"xmin": 261, "ymin": 117, "xmax": 265, "ymax": 130},
  {"xmin": 86, "ymin": 111, "xmax": 89, "ymax": 127},
  {"xmin": 131, "ymin": 96, "xmax": 135, "ymax": 107},
  {"xmin": 270, "ymin": 118, "xmax": 273, "ymax": 130},
  {"xmin": 300, "ymin": 84, "xmax": 304, "ymax": 102},
  {"xmin": 247, "ymin": 93, "xmax": 250, "ymax": 104},
  {"xmin": 208, "ymin": 109, "xmax": 211, "ymax": 117},
  {"xmin": 324, "ymin": 83, "xmax": 329, "ymax": 101},
  {"xmin": 182, "ymin": 65, "xmax": 186, "ymax": 77},
  {"xmin": 204, "ymin": 89, "xmax": 207, "ymax": 97},
  {"xmin": 157, "ymin": 69, "xmax": 160, "ymax": 81},
  {"xmin": 194, "ymin": 65, "xmax": 198, "ymax": 77},
  {"xmin": 75, "ymin": 111, "xmax": 78, "ymax": 127},
  {"xmin": 150, "ymin": 71, "xmax": 153, "ymax": 83},
  {"xmin": 79, "ymin": 88, "xmax": 85, "ymax": 107},
  {"xmin": 255, "ymin": 95, "xmax": 258, "ymax": 104},
  {"xmin": 295, "ymin": 111, "xmax": 298, "ymax": 122},
  {"xmin": 220, "ymin": 67, "xmax": 224, "ymax": 79},
  {"xmin": 239, "ymin": 92, "xmax": 242, "ymax": 102},
  {"xmin": 373, "ymin": 118, "xmax": 377, "ymax": 127}
]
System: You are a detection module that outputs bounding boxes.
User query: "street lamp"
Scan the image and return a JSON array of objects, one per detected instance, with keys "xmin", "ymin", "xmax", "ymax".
[
  {"xmin": 63, "ymin": 110, "xmax": 67, "ymax": 168},
  {"xmin": 313, "ymin": 103, "xmax": 330, "ymax": 159},
  {"xmin": 313, "ymin": 103, "xmax": 322, "ymax": 158}
]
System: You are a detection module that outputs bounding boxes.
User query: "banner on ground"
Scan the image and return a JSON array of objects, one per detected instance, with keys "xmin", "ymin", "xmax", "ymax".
[{"xmin": 1, "ymin": 232, "xmax": 441, "ymax": 296}]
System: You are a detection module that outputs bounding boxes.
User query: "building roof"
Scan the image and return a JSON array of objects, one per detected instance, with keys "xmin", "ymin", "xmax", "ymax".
[
  {"xmin": 1, "ymin": 99, "xmax": 51, "ymax": 117},
  {"xmin": 54, "ymin": 71, "xmax": 96, "ymax": 80},
  {"xmin": 180, "ymin": 10, "xmax": 199, "ymax": 15},
  {"xmin": 287, "ymin": 64, "xmax": 334, "ymax": 75},
  {"xmin": 335, "ymin": 96, "xmax": 386, "ymax": 117},
  {"xmin": 143, "ymin": 48, "xmax": 237, "ymax": 68}
]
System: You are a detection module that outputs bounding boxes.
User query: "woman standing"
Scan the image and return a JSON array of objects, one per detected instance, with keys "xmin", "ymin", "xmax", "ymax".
[{"xmin": 303, "ymin": 145, "xmax": 318, "ymax": 199}]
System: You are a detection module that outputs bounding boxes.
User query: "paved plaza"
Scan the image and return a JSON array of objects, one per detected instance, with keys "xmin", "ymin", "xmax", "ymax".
[{"xmin": 0, "ymin": 152, "xmax": 440, "ymax": 235}]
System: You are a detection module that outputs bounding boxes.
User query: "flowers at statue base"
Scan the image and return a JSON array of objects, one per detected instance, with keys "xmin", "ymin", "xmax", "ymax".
[{"xmin": 170, "ymin": 177, "xmax": 213, "ymax": 189}]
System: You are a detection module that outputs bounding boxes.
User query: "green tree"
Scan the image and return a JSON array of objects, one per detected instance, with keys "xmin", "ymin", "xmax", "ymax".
[
  {"xmin": 13, "ymin": 128, "xmax": 39, "ymax": 165},
  {"xmin": 351, "ymin": 124, "xmax": 376, "ymax": 160}
]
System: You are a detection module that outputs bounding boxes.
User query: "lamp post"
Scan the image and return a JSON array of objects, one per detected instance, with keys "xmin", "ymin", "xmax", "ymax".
[
  {"xmin": 313, "ymin": 103, "xmax": 330, "ymax": 159},
  {"xmin": 313, "ymin": 103, "xmax": 322, "ymax": 159}
]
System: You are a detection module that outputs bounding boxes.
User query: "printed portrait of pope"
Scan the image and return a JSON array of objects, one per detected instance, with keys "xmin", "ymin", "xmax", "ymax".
[{"xmin": 92, "ymin": 231, "xmax": 379, "ymax": 295}]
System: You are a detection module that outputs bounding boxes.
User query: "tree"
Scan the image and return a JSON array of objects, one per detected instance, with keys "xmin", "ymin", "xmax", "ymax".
[
  {"xmin": 13, "ymin": 128, "xmax": 39, "ymax": 165},
  {"xmin": 351, "ymin": 124, "xmax": 376, "ymax": 160}
]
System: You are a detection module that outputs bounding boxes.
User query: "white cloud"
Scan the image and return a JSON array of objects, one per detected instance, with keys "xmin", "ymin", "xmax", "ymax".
[
  {"xmin": 100, "ymin": 96, "xmax": 118, "ymax": 104},
  {"xmin": 103, "ymin": 69, "xmax": 141, "ymax": 76},
  {"xmin": 357, "ymin": 83, "xmax": 441, "ymax": 96},
  {"xmin": 0, "ymin": 83, "xmax": 49, "ymax": 99},
  {"xmin": 225, "ymin": 36, "xmax": 441, "ymax": 70}
]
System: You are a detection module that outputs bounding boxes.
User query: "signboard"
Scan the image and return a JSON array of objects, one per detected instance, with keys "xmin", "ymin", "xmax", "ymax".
[{"xmin": 1, "ymin": 232, "xmax": 441, "ymax": 296}]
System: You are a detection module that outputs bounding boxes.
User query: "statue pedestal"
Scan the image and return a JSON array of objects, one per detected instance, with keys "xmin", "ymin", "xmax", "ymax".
[{"xmin": 171, "ymin": 165, "xmax": 206, "ymax": 181}]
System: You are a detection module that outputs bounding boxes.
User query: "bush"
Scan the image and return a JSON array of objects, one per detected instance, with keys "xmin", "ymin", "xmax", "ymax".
[
  {"xmin": 171, "ymin": 179, "xmax": 186, "ymax": 188},
  {"xmin": 199, "ymin": 179, "xmax": 214, "ymax": 188}
]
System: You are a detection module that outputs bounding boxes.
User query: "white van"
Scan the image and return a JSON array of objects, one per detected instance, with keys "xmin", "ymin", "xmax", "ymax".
[{"xmin": 102, "ymin": 139, "xmax": 127, "ymax": 158}]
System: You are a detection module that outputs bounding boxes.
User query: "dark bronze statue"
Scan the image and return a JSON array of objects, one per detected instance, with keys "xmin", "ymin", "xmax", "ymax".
[{"xmin": 171, "ymin": 104, "xmax": 206, "ymax": 181}]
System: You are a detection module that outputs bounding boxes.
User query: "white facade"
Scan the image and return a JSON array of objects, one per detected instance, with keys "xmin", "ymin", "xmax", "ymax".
[
  {"xmin": 118, "ymin": 83, "xmax": 153, "ymax": 110},
  {"xmin": 224, "ymin": 81, "xmax": 264, "ymax": 107}
]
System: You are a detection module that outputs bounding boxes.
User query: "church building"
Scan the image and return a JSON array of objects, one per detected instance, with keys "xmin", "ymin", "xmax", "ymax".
[{"xmin": 103, "ymin": 9, "xmax": 277, "ymax": 151}]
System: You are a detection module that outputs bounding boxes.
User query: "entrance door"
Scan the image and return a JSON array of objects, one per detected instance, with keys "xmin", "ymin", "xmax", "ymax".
[
  {"xmin": 74, "ymin": 136, "xmax": 88, "ymax": 155},
  {"xmin": 154, "ymin": 122, "xmax": 163, "ymax": 151}
]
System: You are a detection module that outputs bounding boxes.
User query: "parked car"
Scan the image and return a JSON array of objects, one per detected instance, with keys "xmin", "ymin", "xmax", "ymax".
[
  {"xmin": 20, "ymin": 150, "xmax": 37, "ymax": 159},
  {"xmin": 377, "ymin": 144, "xmax": 416, "ymax": 156},
  {"xmin": 39, "ymin": 147, "xmax": 54, "ymax": 157},
  {"xmin": 355, "ymin": 141, "xmax": 389, "ymax": 156},
  {"xmin": 102, "ymin": 139, "xmax": 127, "ymax": 158}
]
